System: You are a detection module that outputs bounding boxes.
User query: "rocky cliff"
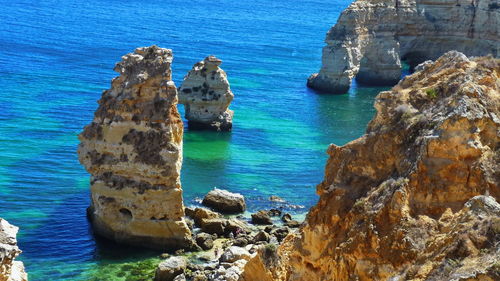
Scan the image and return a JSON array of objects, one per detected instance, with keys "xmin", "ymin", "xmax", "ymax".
[
  {"xmin": 307, "ymin": 0, "xmax": 500, "ymax": 93},
  {"xmin": 0, "ymin": 219, "xmax": 27, "ymax": 281},
  {"xmin": 242, "ymin": 52, "xmax": 500, "ymax": 280},
  {"xmin": 78, "ymin": 46, "xmax": 193, "ymax": 250},
  {"xmin": 179, "ymin": 56, "xmax": 234, "ymax": 131}
]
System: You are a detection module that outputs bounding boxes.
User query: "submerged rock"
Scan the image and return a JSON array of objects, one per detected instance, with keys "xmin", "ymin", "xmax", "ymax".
[
  {"xmin": 202, "ymin": 188, "xmax": 246, "ymax": 214},
  {"xmin": 269, "ymin": 195, "xmax": 285, "ymax": 203},
  {"xmin": 200, "ymin": 218, "xmax": 227, "ymax": 235},
  {"xmin": 242, "ymin": 53, "xmax": 500, "ymax": 280},
  {"xmin": 78, "ymin": 46, "xmax": 193, "ymax": 250},
  {"xmin": 0, "ymin": 218, "xmax": 27, "ymax": 281},
  {"xmin": 179, "ymin": 56, "xmax": 234, "ymax": 131},
  {"xmin": 307, "ymin": 0, "xmax": 500, "ymax": 93}
]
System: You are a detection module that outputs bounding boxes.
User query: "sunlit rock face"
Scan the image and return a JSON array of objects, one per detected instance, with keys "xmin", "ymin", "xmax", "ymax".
[
  {"xmin": 78, "ymin": 46, "xmax": 193, "ymax": 250},
  {"xmin": 307, "ymin": 0, "xmax": 500, "ymax": 93},
  {"xmin": 179, "ymin": 56, "xmax": 234, "ymax": 131},
  {"xmin": 0, "ymin": 218, "xmax": 27, "ymax": 281},
  {"xmin": 242, "ymin": 52, "xmax": 500, "ymax": 280}
]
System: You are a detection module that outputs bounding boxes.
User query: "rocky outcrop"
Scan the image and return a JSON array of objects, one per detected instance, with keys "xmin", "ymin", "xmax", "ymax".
[
  {"xmin": 307, "ymin": 0, "xmax": 500, "ymax": 93},
  {"xmin": 78, "ymin": 46, "xmax": 193, "ymax": 250},
  {"xmin": 178, "ymin": 56, "xmax": 234, "ymax": 131},
  {"xmin": 242, "ymin": 52, "xmax": 500, "ymax": 280},
  {"xmin": 0, "ymin": 219, "xmax": 27, "ymax": 281}
]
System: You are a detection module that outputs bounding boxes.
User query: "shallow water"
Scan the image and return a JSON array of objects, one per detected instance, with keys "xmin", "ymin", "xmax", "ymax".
[{"xmin": 0, "ymin": 0, "xmax": 388, "ymax": 279}]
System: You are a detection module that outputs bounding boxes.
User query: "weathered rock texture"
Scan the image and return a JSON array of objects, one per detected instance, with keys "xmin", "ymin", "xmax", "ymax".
[
  {"xmin": 0, "ymin": 219, "xmax": 27, "ymax": 281},
  {"xmin": 179, "ymin": 56, "xmax": 234, "ymax": 131},
  {"xmin": 78, "ymin": 46, "xmax": 193, "ymax": 250},
  {"xmin": 242, "ymin": 52, "xmax": 500, "ymax": 280},
  {"xmin": 307, "ymin": 0, "xmax": 500, "ymax": 93}
]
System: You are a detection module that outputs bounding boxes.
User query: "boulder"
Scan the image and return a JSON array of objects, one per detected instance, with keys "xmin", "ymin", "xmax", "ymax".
[
  {"xmin": 284, "ymin": 220, "xmax": 300, "ymax": 228},
  {"xmin": 202, "ymin": 188, "xmax": 246, "ymax": 213},
  {"xmin": 195, "ymin": 233, "xmax": 214, "ymax": 250},
  {"xmin": 270, "ymin": 227, "xmax": 289, "ymax": 242},
  {"xmin": 187, "ymin": 207, "xmax": 220, "ymax": 227},
  {"xmin": 251, "ymin": 211, "xmax": 272, "ymax": 225},
  {"xmin": 253, "ymin": 231, "xmax": 270, "ymax": 243},
  {"xmin": 233, "ymin": 237, "xmax": 249, "ymax": 247},
  {"xmin": 268, "ymin": 209, "xmax": 281, "ymax": 217},
  {"xmin": 225, "ymin": 219, "xmax": 251, "ymax": 236},
  {"xmin": 219, "ymin": 246, "xmax": 252, "ymax": 263},
  {"xmin": 281, "ymin": 213, "xmax": 292, "ymax": 223},
  {"xmin": 200, "ymin": 218, "xmax": 227, "ymax": 235},
  {"xmin": 155, "ymin": 256, "xmax": 187, "ymax": 281}
]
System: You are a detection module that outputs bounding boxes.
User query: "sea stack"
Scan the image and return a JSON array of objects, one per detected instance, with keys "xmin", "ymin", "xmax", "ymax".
[
  {"xmin": 242, "ymin": 52, "xmax": 500, "ymax": 280},
  {"xmin": 307, "ymin": 0, "xmax": 500, "ymax": 94},
  {"xmin": 0, "ymin": 218, "xmax": 27, "ymax": 281},
  {"xmin": 78, "ymin": 46, "xmax": 193, "ymax": 250},
  {"xmin": 179, "ymin": 56, "xmax": 234, "ymax": 131}
]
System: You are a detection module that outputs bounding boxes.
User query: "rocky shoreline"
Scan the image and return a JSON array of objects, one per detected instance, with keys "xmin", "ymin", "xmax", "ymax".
[{"xmin": 154, "ymin": 190, "xmax": 304, "ymax": 281}]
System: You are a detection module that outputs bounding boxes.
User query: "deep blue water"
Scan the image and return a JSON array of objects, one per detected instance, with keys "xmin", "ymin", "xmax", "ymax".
[{"xmin": 0, "ymin": 0, "xmax": 387, "ymax": 280}]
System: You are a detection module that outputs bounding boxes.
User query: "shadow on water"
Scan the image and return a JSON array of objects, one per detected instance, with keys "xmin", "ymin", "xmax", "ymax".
[{"xmin": 305, "ymin": 80, "xmax": 388, "ymax": 146}]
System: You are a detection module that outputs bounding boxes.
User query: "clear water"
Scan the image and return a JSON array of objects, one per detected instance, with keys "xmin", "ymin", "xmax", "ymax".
[{"xmin": 0, "ymin": 0, "xmax": 388, "ymax": 280}]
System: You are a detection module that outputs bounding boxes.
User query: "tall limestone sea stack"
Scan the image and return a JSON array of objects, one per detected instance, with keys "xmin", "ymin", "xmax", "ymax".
[
  {"xmin": 78, "ymin": 46, "xmax": 193, "ymax": 250},
  {"xmin": 0, "ymin": 218, "xmax": 27, "ymax": 281},
  {"xmin": 307, "ymin": 0, "xmax": 500, "ymax": 93},
  {"xmin": 242, "ymin": 52, "xmax": 500, "ymax": 280},
  {"xmin": 179, "ymin": 56, "xmax": 234, "ymax": 131}
]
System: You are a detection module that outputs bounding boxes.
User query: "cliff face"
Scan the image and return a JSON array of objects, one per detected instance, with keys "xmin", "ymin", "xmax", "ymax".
[
  {"xmin": 242, "ymin": 52, "xmax": 500, "ymax": 280},
  {"xmin": 179, "ymin": 56, "xmax": 234, "ymax": 131},
  {"xmin": 307, "ymin": 0, "xmax": 500, "ymax": 93},
  {"xmin": 78, "ymin": 46, "xmax": 193, "ymax": 250},
  {"xmin": 0, "ymin": 219, "xmax": 27, "ymax": 281}
]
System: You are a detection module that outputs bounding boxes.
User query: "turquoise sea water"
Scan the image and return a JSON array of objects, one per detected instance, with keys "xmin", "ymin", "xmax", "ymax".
[{"xmin": 0, "ymin": 0, "xmax": 389, "ymax": 280}]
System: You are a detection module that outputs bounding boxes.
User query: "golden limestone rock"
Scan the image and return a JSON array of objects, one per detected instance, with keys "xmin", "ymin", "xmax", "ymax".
[
  {"xmin": 242, "ymin": 52, "xmax": 500, "ymax": 280},
  {"xmin": 0, "ymin": 218, "xmax": 27, "ymax": 281},
  {"xmin": 179, "ymin": 56, "xmax": 234, "ymax": 131},
  {"xmin": 307, "ymin": 0, "xmax": 500, "ymax": 93},
  {"xmin": 78, "ymin": 46, "xmax": 193, "ymax": 250}
]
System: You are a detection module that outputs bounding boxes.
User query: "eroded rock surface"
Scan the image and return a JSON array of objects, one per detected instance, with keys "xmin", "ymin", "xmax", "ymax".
[
  {"xmin": 307, "ymin": 0, "xmax": 500, "ymax": 93},
  {"xmin": 0, "ymin": 219, "xmax": 27, "ymax": 281},
  {"xmin": 243, "ymin": 52, "xmax": 500, "ymax": 280},
  {"xmin": 78, "ymin": 46, "xmax": 193, "ymax": 250},
  {"xmin": 179, "ymin": 56, "xmax": 234, "ymax": 131}
]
